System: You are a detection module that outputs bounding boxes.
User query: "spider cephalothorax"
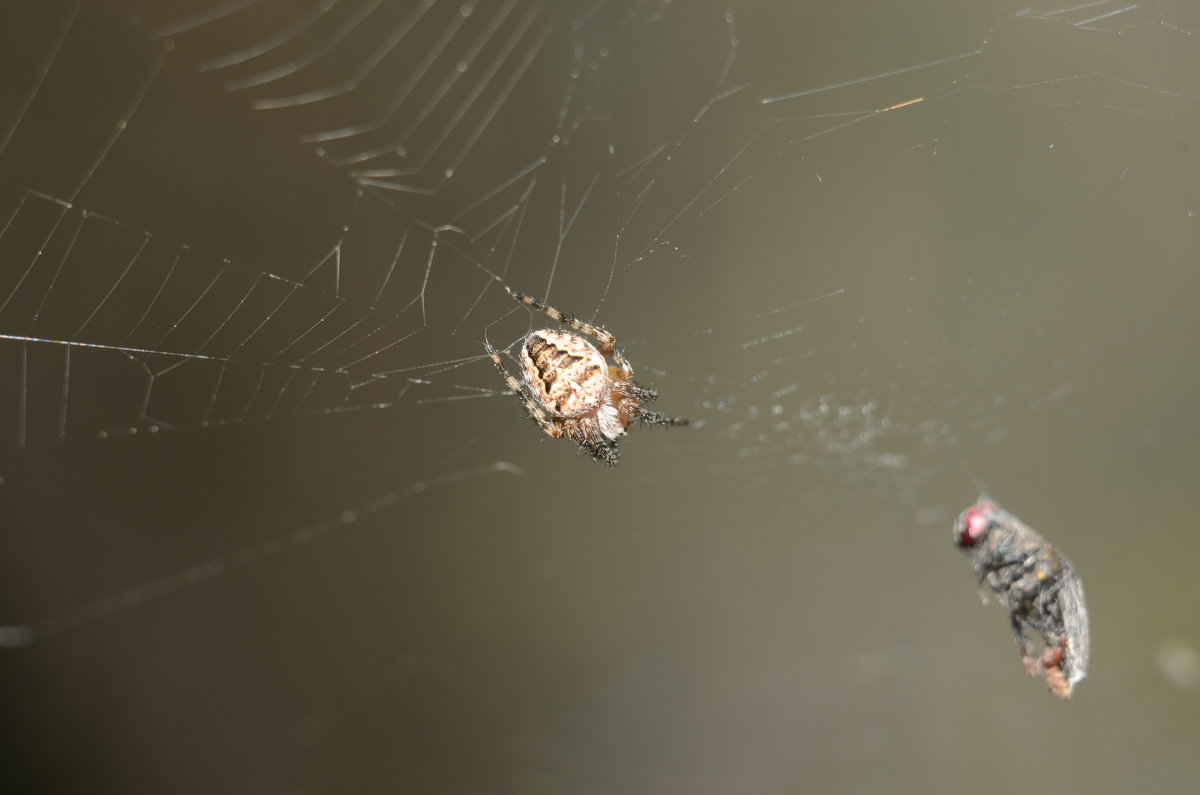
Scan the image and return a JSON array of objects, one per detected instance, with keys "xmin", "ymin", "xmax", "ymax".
[
  {"xmin": 487, "ymin": 291, "xmax": 687, "ymax": 466},
  {"xmin": 954, "ymin": 498, "xmax": 1090, "ymax": 699}
]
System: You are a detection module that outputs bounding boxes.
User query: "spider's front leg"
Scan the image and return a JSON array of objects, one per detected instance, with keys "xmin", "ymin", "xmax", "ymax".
[
  {"xmin": 487, "ymin": 343, "xmax": 565, "ymax": 441},
  {"xmin": 510, "ymin": 290, "xmax": 619, "ymax": 358}
]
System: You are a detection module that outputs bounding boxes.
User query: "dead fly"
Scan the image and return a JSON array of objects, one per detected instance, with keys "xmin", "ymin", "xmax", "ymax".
[{"xmin": 954, "ymin": 498, "xmax": 1090, "ymax": 699}]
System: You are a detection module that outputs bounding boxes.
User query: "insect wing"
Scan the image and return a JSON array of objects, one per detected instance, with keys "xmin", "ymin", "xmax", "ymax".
[{"xmin": 1059, "ymin": 566, "xmax": 1090, "ymax": 687}]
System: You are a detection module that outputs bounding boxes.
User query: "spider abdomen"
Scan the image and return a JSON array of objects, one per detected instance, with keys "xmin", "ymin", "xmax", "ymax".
[{"xmin": 519, "ymin": 330, "xmax": 609, "ymax": 417}]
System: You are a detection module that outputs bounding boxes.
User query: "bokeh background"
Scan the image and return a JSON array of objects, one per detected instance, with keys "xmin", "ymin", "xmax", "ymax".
[{"xmin": 2, "ymin": 1, "xmax": 1199, "ymax": 793}]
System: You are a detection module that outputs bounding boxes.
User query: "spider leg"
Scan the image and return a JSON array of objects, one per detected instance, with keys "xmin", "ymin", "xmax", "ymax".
[
  {"xmin": 627, "ymin": 382, "xmax": 658, "ymax": 403},
  {"xmin": 619, "ymin": 378, "xmax": 685, "ymax": 427},
  {"xmin": 511, "ymin": 291, "xmax": 619, "ymax": 358},
  {"xmin": 487, "ymin": 343, "xmax": 564, "ymax": 440},
  {"xmin": 583, "ymin": 439, "xmax": 620, "ymax": 467},
  {"xmin": 609, "ymin": 348, "xmax": 633, "ymax": 377},
  {"xmin": 635, "ymin": 408, "xmax": 689, "ymax": 427},
  {"xmin": 557, "ymin": 421, "xmax": 621, "ymax": 467}
]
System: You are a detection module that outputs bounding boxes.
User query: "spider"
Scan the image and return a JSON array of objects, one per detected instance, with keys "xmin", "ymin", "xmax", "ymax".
[{"xmin": 486, "ymin": 291, "xmax": 687, "ymax": 466}]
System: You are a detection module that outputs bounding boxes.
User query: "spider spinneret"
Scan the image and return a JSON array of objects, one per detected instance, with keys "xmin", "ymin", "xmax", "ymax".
[{"xmin": 487, "ymin": 291, "xmax": 687, "ymax": 467}]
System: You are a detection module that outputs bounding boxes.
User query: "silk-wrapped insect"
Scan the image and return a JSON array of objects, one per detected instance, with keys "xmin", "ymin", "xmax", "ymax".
[{"xmin": 954, "ymin": 498, "xmax": 1090, "ymax": 699}]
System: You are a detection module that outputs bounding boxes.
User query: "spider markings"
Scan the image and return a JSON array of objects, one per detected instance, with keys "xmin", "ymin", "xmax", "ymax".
[
  {"xmin": 954, "ymin": 497, "xmax": 1090, "ymax": 699},
  {"xmin": 487, "ymin": 291, "xmax": 687, "ymax": 467}
]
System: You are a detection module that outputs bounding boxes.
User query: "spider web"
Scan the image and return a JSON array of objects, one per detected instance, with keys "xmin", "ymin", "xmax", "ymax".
[{"xmin": 3, "ymin": 1, "xmax": 1200, "ymax": 793}]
